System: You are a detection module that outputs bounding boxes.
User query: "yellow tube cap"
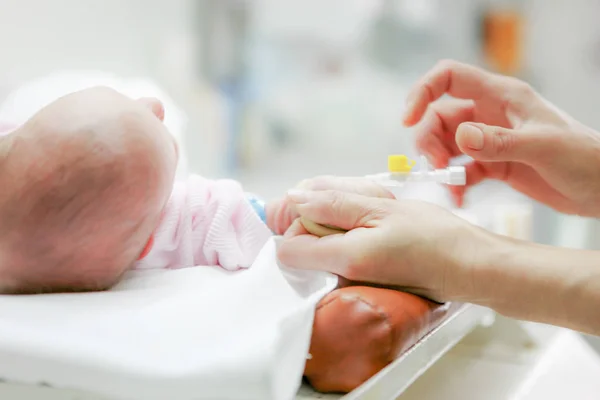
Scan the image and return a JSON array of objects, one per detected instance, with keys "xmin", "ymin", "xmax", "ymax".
[{"xmin": 388, "ymin": 154, "xmax": 416, "ymax": 173}]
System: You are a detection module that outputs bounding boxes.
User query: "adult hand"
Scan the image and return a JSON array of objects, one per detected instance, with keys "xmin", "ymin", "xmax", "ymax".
[
  {"xmin": 404, "ymin": 60, "xmax": 600, "ymax": 217},
  {"xmin": 277, "ymin": 186, "xmax": 600, "ymax": 337},
  {"xmin": 266, "ymin": 176, "xmax": 395, "ymax": 235},
  {"xmin": 277, "ymin": 189, "xmax": 494, "ymax": 302}
]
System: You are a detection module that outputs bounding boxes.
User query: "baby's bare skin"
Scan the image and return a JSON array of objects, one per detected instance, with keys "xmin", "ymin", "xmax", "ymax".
[
  {"xmin": 0, "ymin": 87, "xmax": 177, "ymax": 293},
  {"xmin": 0, "ymin": 86, "xmax": 394, "ymax": 294}
]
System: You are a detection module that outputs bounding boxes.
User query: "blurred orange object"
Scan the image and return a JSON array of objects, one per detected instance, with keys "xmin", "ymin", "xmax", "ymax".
[
  {"xmin": 304, "ymin": 286, "xmax": 450, "ymax": 393},
  {"xmin": 482, "ymin": 8, "xmax": 524, "ymax": 75}
]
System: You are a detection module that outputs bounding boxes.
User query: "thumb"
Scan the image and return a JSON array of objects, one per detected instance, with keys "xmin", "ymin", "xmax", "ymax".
[
  {"xmin": 456, "ymin": 122, "xmax": 535, "ymax": 162},
  {"xmin": 286, "ymin": 189, "xmax": 385, "ymax": 232}
]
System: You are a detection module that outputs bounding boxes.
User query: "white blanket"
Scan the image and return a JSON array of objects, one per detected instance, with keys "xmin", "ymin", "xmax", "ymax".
[
  {"xmin": 0, "ymin": 238, "xmax": 337, "ymax": 400},
  {"xmin": 0, "ymin": 71, "xmax": 337, "ymax": 399}
]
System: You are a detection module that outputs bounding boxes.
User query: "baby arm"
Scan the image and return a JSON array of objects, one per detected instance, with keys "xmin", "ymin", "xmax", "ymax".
[{"xmin": 135, "ymin": 175, "xmax": 272, "ymax": 270}]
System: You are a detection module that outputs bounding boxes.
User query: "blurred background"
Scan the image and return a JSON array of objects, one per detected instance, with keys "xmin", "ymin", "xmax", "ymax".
[{"xmin": 1, "ymin": 0, "xmax": 600, "ymax": 250}]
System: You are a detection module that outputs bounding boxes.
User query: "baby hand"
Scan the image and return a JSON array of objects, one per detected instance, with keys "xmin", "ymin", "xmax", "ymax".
[{"xmin": 266, "ymin": 176, "xmax": 395, "ymax": 235}]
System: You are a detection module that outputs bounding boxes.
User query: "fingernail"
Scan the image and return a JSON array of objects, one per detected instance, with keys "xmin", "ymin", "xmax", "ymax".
[
  {"xmin": 283, "ymin": 227, "xmax": 295, "ymax": 238},
  {"xmin": 462, "ymin": 124, "xmax": 484, "ymax": 150},
  {"xmin": 402, "ymin": 93, "xmax": 416, "ymax": 125},
  {"xmin": 287, "ymin": 189, "xmax": 310, "ymax": 204}
]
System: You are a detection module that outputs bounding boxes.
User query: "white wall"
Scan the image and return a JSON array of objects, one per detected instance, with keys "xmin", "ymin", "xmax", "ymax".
[
  {"xmin": 526, "ymin": 0, "xmax": 600, "ymax": 128},
  {"xmin": 0, "ymin": 0, "xmax": 223, "ymax": 175},
  {"xmin": 0, "ymin": 0, "xmax": 196, "ymax": 90},
  {"xmin": 525, "ymin": 0, "xmax": 600, "ymax": 248}
]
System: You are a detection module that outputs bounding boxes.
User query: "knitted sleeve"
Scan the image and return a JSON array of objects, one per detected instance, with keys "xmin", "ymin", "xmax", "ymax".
[{"xmin": 134, "ymin": 175, "xmax": 272, "ymax": 271}]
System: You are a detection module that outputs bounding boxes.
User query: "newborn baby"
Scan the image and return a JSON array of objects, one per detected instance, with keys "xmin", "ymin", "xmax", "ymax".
[{"xmin": 0, "ymin": 87, "xmax": 295, "ymax": 294}]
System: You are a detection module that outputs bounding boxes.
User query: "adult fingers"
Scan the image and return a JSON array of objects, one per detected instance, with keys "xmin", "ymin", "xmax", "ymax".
[
  {"xmin": 298, "ymin": 176, "xmax": 396, "ymax": 199},
  {"xmin": 279, "ymin": 218, "xmax": 356, "ymax": 278},
  {"xmin": 286, "ymin": 189, "xmax": 389, "ymax": 232},
  {"xmin": 266, "ymin": 176, "xmax": 395, "ymax": 235},
  {"xmin": 283, "ymin": 218, "xmax": 309, "ymax": 238},
  {"xmin": 403, "ymin": 60, "xmax": 507, "ymax": 126},
  {"xmin": 268, "ymin": 176, "xmax": 395, "ymax": 235},
  {"xmin": 278, "ymin": 228, "xmax": 364, "ymax": 275},
  {"xmin": 414, "ymin": 99, "xmax": 475, "ymax": 168},
  {"xmin": 455, "ymin": 122, "xmax": 548, "ymax": 163}
]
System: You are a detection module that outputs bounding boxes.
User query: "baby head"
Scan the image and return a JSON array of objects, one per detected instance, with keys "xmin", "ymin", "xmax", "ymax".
[{"xmin": 0, "ymin": 87, "xmax": 178, "ymax": 293}]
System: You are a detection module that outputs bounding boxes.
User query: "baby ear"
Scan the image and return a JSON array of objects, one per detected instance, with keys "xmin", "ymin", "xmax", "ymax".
[{"xmin": 137, "ymin": 97, "xmax": 165, "ymax": 122}]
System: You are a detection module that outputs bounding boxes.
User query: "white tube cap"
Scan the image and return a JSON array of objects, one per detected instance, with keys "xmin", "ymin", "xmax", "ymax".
[{"xmin": 447, "ymin": 166, "xmax": 466, "ymax": 185}]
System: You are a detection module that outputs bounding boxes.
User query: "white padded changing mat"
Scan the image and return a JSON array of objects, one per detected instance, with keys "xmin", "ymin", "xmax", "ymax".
[{"xmin": 0, "ymin": 238, "xmax": 337, "ymax": 400}]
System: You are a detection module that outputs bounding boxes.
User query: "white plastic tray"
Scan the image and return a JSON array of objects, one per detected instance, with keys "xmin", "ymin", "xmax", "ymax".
[{"xmin": 296, "ymin": 303, "xmax": 495, "ymax": 400}]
